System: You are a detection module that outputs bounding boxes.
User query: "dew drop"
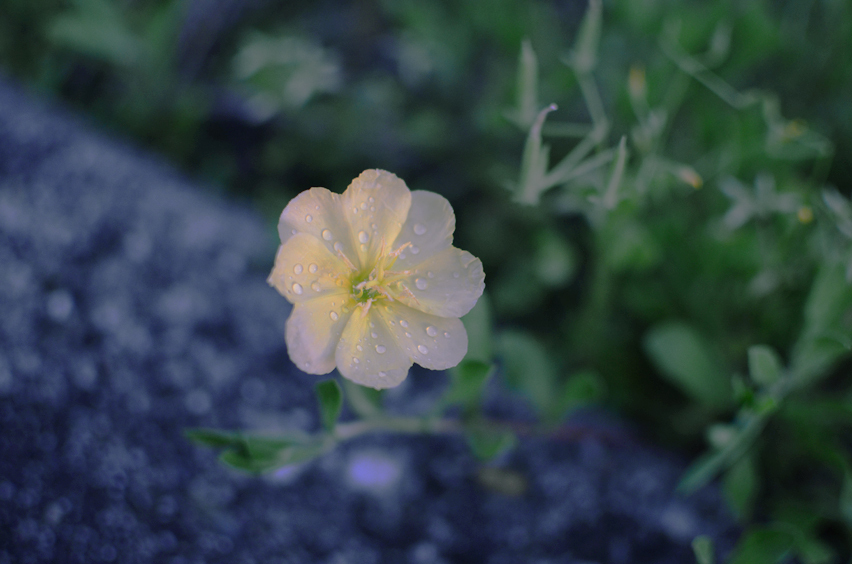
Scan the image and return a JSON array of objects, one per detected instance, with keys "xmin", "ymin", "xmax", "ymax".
[
  {"xmin": 399, "ymin": 320, "xmax": 409, "ymax": 328},
  {"xmin": 426, "ymin": 326, "xmax": 438, "ymax": 337},
  {"xmin": 305, "ymin": 214, "xmax": 313, "ymax": 223},
  {"xmin": 333, "ymin": 242, "xmax": 343, "ymax": 252},
  {"xmin": 330, "ymin": 311, "xmax": 339, "ymax": 321},
  {"xmin": 417, "ymin": 345, "xmax": 428, "ymax": 354},
  {"xmin": 375, "ymin": 345, "xmax": 386, "ymax": 354},
  {"xmin": 399, "ymin": 253, "xmax": 406, "ymax": 260},
  {"xmin": 413, "ymin": 223, "xmax": 427, "ymax": 235},
  {"xmin": 358, "ymin": 231, "xmax": 369, "ymax": 243},
  {"xmin": 443, "ymin": 332, "xmax": 450, "ymax": 338},
  {"xmin": 291, "ymin": 229, "xmax": 297, "ymax": 235},
  {"xmin": 322, "ymin": 229, "xmax": 333, "ymax": 241},
  {"xmin": 405, "ymin": 332, "xmax": 412, "ymax": 338},
  {"xmin": 353, "ymin": 357, "xmax": 360, "ymax": 364},
  {"xmin": 370, "ymin": 207, "xmax": 375, "ymax": 212},
  {"xmin": 311, "ymin": 282, "xmax": 321, "ymax": 292},
  {"xmin": 293, "ymin": 264, "xmax": 303, "ymax": 275},
  {"xmin": 292, "ymin": 283, "xmax": 303, "ymax": 295},
  {"xmin": 410, "ymin": 246, "xmax": 420, "ymax": 255},
  {"xmin": 415, "ymin": 278, "xmax": 428, "ymax": 290},
  {"xmin": 371, "ymin": 332, "xmax": 378, "ymax": 339},
  {"xmin": 353, "ymin": 207, "xmax": 359, "ymax": 214},
  {"xmin": 309, "ymin": 263, "xmax": 318, "ymax": 273},
  {"xmin": 427, "ymin": 271, "xmax": 434, "ymax": 278},
  {"xmin": 356, "ymin": 345, "xmax": 363, "ymax": 352},
  {"xmin": 360, "ymin": 202, "xmax": 368, "ymax": 210},
  {"xmin": 368, "ymin": 197, "xmax": 375, "ymax": 203},
  {"xmin": 379, "ymin": 371, "xmax": 387, "ymax": 378}
]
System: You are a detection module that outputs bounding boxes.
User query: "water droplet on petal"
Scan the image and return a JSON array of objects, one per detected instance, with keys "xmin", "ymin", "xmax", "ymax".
[
  {"xmin": 356, "ymin": 345, "xmax": 363, "ymax": 352},
  {"xmin": 330, "ymin": 311, "xmax": 339, "ymax": 321},
  {"xmin": 305, "ymin": 215, "xmax": 313, "ymax": 223},
  {"xmin": 443, "ymin": 332, "xmax": 450, "ymax": 338},
  {"xmin": 415, "ymin": 278, "xmax": 428, "ymax": 290},
  {"xmin": 333, "ymin": 242, "xmax": 343, "ymax": 252},
  {"xmin": 309, "ymin": 264, "xmax": 318, "ymax": 273},
  {"xmin": 379, "ymin": 371, "xmax": 387, "ymax": 378},
  {"xmin": 358, "ymin": 231, "xmax": 369, "ymax": 243},
  {"xmin": 293, "ymin": 264, "xmax": 303, "ymax": 275},
  {"xmin": 292, "ymin": 283, "xmax": 303, "ymax": 295},
  {"xmin": 311, "ymin": 282, "xmax": 321, "ymax": 292},
  {"xmin": 427, "ymin": 271, "xmax": 434, "ymax": 278},
  {"xmin": 410, "ymin": 246, "xmax": 420, "ymax": 255},
  {"xmin": 399, "ymin": 320, "xmax": 409, "ymax": 328},
  {"xmin": 353, "ymin": 357, "xmax": 360, "ymax": 364},
  {"xmin": 405, "ymin": 332, "xmax": 412, "ymax": 338},
  {"xmin": 371, "ymin": 332, "xmax": 378, "ymax": 339},
  {"xmin": 417, "ymin": 345, "xmax": 428, "ymax": 354},
  {"xmin": 369, "ymin": 197, "xmax": 375, "ymax": 203},
  {"xmin": 375, "ymin": 345, "xmax": 386, "ymax": 354},
  {"xmin": 426, "ymin": 326, "xmax": 437, "ymax": 337},
  {"xmin": 361, "ymin": 201, "xmax": 368, "ymax": 210},
  {"xmin": 413, "ymin": 223, "xmax": 427, "ymax": 235},
  {"xmin": 322, "ymin": 229, "xmax": 333, "ymax": 241}
]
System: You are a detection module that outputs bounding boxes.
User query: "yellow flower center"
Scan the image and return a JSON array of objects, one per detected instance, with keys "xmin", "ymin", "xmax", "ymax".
[{"xmin": 348, "ymin": 239, "xmax": 414, "ymax": 311}]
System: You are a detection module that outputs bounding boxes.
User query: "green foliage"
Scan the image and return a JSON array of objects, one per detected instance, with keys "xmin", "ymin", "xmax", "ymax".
[
  {"xmin": 315, "ymin": 379, "xmax": 343, "ymax": 431},
  {"xmin": 643, "ymin": 322, "xmax": 730, "ymax": 410}
]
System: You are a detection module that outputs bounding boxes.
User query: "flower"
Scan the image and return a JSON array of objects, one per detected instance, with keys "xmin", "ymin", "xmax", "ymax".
[{"xmin": 268, "ymin": 169, "xmax": 485, "ymax": 389}]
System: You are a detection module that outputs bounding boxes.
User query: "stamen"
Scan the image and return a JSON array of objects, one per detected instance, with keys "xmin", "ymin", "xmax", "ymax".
[
  {"xmin": 336, "ymin": 247, "xmax": 358, "ymax": 272},
  {"xmin": 360, "ymin": 299, "xmax": 373, "ymax": 318}
]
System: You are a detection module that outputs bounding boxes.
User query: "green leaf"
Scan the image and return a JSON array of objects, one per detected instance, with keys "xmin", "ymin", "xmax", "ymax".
[
  {"xmin": 342, "ymin": 380, "xmax": 383, "ymax": 419},
  {"xmin": 567, "ymin": 0, "xmax": 602, "ymax": 74},
  {"xmin": 443, "ymin": 360, "xmax": 495, "ymax": 409},
  {"xmin": 184, "ymin": 428, "xmax": 239, "ymax": 448},
  {"xmin": 461, "ymin": 292, "xmax": 493, "ymax": 364},
  {"xmin": 552, "ymin": 370, "xmax": 605, "ymax": 418},
  {"xmin": 219, "ymin": 438, "xmax": 325, "ymax": 474},
  {"xmin": 791, "ymin": 263, "xmax": 852, "ymax": 385},
  {"xmin": 723, "ymin": 452, "xmax": 758, "ymax": 520},
  {"xmin": 643, "ymin": 322, "xmax": 731, "ymax": 409},
  {"xmin": 514, "ymin": 39, "xmax": 539, "ymax": 128},
  {"xmin": 728, "ymin": 527, "xmax": 795, "ymax": 564},
  {"xmin": 496, "ymin": 329, "xmax": 556, "ymax": 416},
  {"xmin": 315, "ymin": 379, "xmax": 343, "ymax": 431},
  {"xmin": 465, "ymin": 424, "xmax": 517, "ymax": 461},
  {"xmin": 691, "ymin": 535, "xmax": 715, "ymax": 564},
  {"xmin": 748, "ymin": 345, "xmax": 783, "ymax": 387}
]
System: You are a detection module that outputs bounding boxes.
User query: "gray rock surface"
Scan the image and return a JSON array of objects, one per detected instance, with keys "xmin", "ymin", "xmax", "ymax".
[{"xmin": 0, "ymin": 76, "xmax": 737, "ymax": 564}]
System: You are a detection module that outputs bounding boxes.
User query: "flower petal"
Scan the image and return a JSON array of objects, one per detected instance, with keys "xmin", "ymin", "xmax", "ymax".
[
  {"xmin": 388, "ymin": 247, "xmax": 485, "ymax": 318},
  {"xmin": 340, "ymin": 169, "xmax": 412, "ymax": 270},
  {"xmin": 285, "ymin": 295, "xmax": 355, "ymax": 375},
  {"xmin": 267, "ymin": 233, "xmax": 350, "ymax": 304},
  {"xmin": 276, "ymin": 187, "xmax": 360, "ymax": 271},
  {"xmin": 335, "ymin": 304, "xmax": 412, "ymax": 389},
  {"xmin": 392, "ymin": 190, "xmax": 455, "ymax": 271},
  {"xmin": 376, "ymin": 302, "xmax": 469, "ymax": 371}
]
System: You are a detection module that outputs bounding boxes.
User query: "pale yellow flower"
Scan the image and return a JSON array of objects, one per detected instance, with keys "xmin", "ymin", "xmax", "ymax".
[{"xmin": 268, "ymin": 169, "xmax": 485, "ymax": 389}]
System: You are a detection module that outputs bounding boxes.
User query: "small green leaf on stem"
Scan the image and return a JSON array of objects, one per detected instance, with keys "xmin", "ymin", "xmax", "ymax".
[
  {"xmin": 748, "ymin": 345, "xmax": 783, "ymax": 387},
  {"xmin": 443, "ymin": 360, "xmax": 495, "ymax": 409},
  {"xmin": 691, "ymin": 535, "xmax": 714, "ymax": 564},
  {"xmin": 316, "ymin": 379, "xmax": 343, "ymax": 431},
  {"xmin": 466, "ymin": 423, "xmax": 517, "ymax": 461},
  {"xmin": 728, "ymin": 527, "xmax": 795, "ymax": 564}
]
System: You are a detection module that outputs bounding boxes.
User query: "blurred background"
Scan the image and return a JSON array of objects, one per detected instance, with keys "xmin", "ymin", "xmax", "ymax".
[{"xmin": 3, "ymin": 0, "xmax": 852, "ymax": 561}]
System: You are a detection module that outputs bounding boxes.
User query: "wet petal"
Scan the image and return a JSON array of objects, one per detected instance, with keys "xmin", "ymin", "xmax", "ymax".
[
  {"xmin": 388, "ymin": 247, "xmax": 485, "ymax": 318},
  {"xmin": 267, "ymin": 233, "xmax": 351, "ymax": 304},
  {"xmin": 340, "ymin": 170, "xmax": 412, "ymax": 270},
  {"xmin": 276, "ymin": 187, "xmax": 360, "ymax": 270},
  {"xmin": 285, "ymin": 295, "xmax": 355, "ymax": 375},
  {"xmin": 393, "ymin": 190, "xmax": 455, "ymax": 271},
  {"xmin": 335, "ymin": 303, "xmax": 412, "ymax": 389},
  {"xmin": 376, "ymin": 302, "xmax": 468, "ymax": 371}
]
